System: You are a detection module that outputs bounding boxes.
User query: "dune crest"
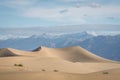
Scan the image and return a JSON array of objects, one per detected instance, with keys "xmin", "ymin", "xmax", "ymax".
[
  {"xmin": 32, "ymin": 46, "xmax": 42, "ymax": 52},
  {"xmin": 33, "ymin": 46, "xmax": 112, "ymax": 62},
  {"xmin": 0, "ymin": 46, "xmax": 114, "ymax": 62}
]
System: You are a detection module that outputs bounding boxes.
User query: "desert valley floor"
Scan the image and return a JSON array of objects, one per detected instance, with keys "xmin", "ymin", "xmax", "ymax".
[{"xmin": 0, "ymin": 46, "xmax": 120, "ymax": 80}]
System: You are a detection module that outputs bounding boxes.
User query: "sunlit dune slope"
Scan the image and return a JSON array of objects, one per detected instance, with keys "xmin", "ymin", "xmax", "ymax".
[
  {"xmin": 0, "ymin": 46, "xmax": 112, "ymax": 62},
  {"xmin": 0, "ymin": 46, "xmax": 120, "ymax": 74}
]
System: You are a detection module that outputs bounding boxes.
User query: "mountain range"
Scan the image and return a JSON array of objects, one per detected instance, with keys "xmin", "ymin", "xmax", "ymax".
[{"xmin": 0, "ymin": 31, "xmax": 120, "ymax": 61}]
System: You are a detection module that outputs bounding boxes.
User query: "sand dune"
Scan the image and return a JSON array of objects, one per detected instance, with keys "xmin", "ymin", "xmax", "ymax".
[
  {"xmin": 0, "ymin": 46, "xmax": 120, "ymax": 80},
  {"xmin": 0, "ymin": 48, "xmax": 32, "ymax": 57},
  {"xmin": 35, "ymin": 46, "xmax": 112, "ymax": 62},
  {"xmin": 0, "ymin": 46, "xmax": 112, "ymax": 62}
]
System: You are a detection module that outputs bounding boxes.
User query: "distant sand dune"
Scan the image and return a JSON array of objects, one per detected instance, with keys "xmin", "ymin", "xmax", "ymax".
[
  {"xmin": 0, "ymin": 48, "xmax": 18, "ymax": 57},
  {"xmin": 0, "ymin": 48, "xmax": 32, "ymax": 57}
]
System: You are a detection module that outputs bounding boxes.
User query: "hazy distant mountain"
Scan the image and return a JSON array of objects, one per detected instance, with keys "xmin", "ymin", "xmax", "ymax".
[
  {"xmin": 79, "ymin": 35, "xmax": 120, "ymax": 61},
  {"xmin": 0, "ymin": 31, "xmax": 93, "ymax": 50},
  {"xmin": 0, "ymin": 24, "xmax": 120, "ymax": 40},
  {"xmin": 0, "ymin": 31, "xmax": 120, "ymax": 61}
]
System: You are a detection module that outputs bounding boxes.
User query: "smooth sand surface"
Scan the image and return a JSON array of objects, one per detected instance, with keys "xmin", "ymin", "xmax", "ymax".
[{"xmin": 0, "ymin": 46, "xmax": 120, "ymax": 80}]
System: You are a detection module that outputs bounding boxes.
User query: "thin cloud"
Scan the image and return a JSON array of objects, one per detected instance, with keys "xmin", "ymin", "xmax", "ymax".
[
  {"xmin": 59, "ymin": 9, "xmax": 69, "ymax": 14},
  {"xmin": 60, "ymin": 0, "xmax": 84, "ymax": 2},
  {"xmin": 89, "ymin": 3, "xmax": 101, "ymax": 8},
  {"xmin": 1, "ymin": 0, "xmax": 37, "ymax": 8},
  {"xmin": 0, "ymin": 0, "xmax": 120, "ymax": 26},
  {"xmin": 22, "ymin": 7, "xmax": 86, "ymax": 24},
  {"xmin": 22, "ymin": 5, "xmax": 120, "ymax": 22},
  {"xmin": 107, "ymin": 16, "xmax": 116, "ymax": 20},
  {"xmin": 76, "ymin": 2, "xmax": 81, "ymax": 8}
]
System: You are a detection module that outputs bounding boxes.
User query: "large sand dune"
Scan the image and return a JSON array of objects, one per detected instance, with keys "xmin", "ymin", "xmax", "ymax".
[
  {"xmin": 0, "ymin": 46, "xmax": 120, "ymax": 80},
  {"xmin": 0, "ymin": 46, "xmax": 112, "ymax": 62}
]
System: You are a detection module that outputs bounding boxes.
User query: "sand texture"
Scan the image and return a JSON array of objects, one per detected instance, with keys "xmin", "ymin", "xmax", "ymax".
[{"xmin": 0, "ymin": 46, "xmax": 120, "ymax": 80}]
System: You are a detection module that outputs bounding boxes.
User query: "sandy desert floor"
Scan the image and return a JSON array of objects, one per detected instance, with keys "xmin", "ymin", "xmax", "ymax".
[{"xmin": 0, "ymin": 46, "xmax": 120, "ymax": 80}]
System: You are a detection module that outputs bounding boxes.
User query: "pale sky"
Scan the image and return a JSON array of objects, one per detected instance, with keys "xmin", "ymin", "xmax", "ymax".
[{"xmin": 0, "ymin": 0, "xmax": 120, "ymax": 28}]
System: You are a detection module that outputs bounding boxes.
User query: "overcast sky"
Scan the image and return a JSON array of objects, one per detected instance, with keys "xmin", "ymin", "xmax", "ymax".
[{"xmin": 0, "ymin": 0, "xmax": 120, "ymax": 28}]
